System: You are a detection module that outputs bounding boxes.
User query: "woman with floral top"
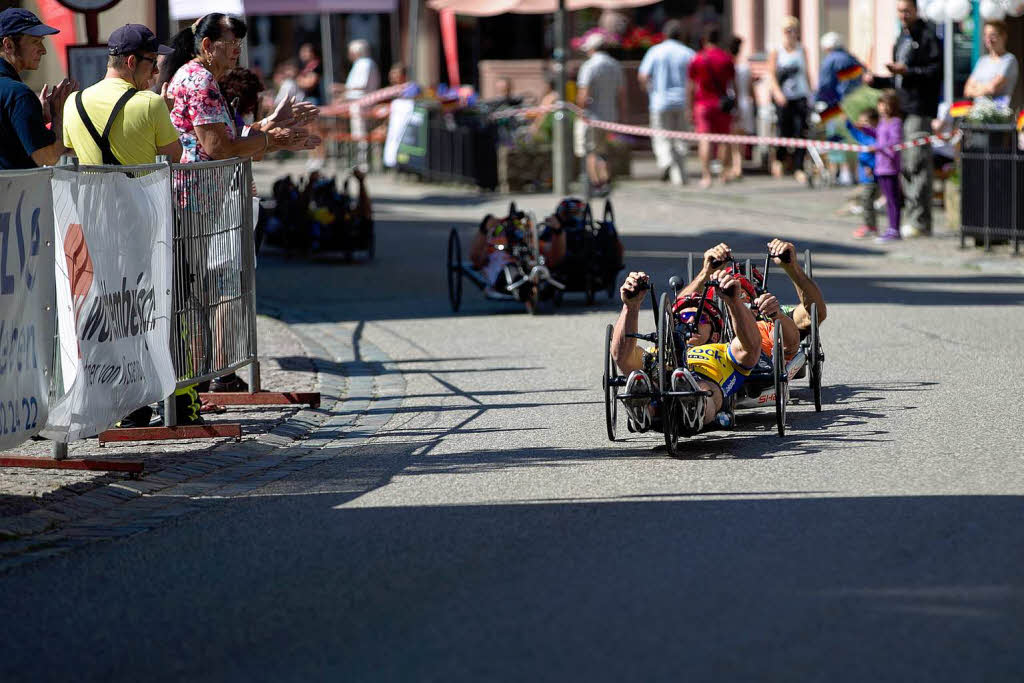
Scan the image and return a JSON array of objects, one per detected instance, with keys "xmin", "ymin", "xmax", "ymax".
[
  {"xmin": 157, "ymin": 13, "xmax": 320, "ymax": 416},
  {"xmin": 159, "ymin": 13, "xmax": 317, "ymax": 163}
]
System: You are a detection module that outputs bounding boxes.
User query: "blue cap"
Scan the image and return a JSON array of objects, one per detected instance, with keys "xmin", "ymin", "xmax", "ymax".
[
  {"xmin": 108, "ymin": 24, "xmax": 172, "ymax": 56},
  {"xmin": 0, "ymin": 8, "xmax": 60, "ymax": 38}
]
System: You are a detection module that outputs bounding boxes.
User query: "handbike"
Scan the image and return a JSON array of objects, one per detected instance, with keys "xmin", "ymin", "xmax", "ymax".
[{"xmin": 446, "ymin": 202, "xmax": 565, "ymax": 314}]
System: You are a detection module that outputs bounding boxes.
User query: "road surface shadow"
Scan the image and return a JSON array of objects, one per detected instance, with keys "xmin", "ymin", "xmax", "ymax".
[{"xmin": 1, "ymin": 487, "xmax": 1021, "ymax": 682}]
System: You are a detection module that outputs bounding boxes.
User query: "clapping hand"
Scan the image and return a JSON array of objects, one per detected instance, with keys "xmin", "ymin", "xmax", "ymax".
[
  {"xmin": 263, "ymin": 97, "xmax": 320, "ymax": 130},
  {"xmin": 160, "ymin": 82, "xmax": 175, "ymax": 112},
  {"xmin": 290, "ymin": 100, "xmax": 319, "ymax": 126},
  {"xmin": 39, "ymin": 78, "xmax": 77, "ymax": 124}
]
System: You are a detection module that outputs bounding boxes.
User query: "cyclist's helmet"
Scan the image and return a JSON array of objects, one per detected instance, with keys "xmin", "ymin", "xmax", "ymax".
[
  {"xmin": 673, "ymin": 294, "xmax": 725, "ymax": 343},
  {"xmin": 555, "ymin": 197, "xmax": 587, "ymax": 229}
]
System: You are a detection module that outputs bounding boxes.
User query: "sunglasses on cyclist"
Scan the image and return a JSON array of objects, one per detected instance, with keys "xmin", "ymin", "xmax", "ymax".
[{"xmin": 678, "ymin": 311, "xmax": 710, "ymax": 325}]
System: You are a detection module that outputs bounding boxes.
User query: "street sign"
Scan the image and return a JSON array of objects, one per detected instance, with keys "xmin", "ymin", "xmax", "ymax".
[
  {"xmin": 66, "ymin": 44, "xmax": 110, "ymax": 89},
  {"xmin": 54, "ymin": 0, "xmax": 122, "ymax": 44},
  {"xmin": 53, "ymin": 0, "xmax": 121, "ymax": 10}
]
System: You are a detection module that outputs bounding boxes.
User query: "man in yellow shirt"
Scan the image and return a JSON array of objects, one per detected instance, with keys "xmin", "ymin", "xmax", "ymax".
[
  {"xmin": 62, "ymin": 23, "xmax": 181, "ymax": 165},
  {"xmin": 63, "ymin": 24, "xmax": 185, "ymax": 427}
]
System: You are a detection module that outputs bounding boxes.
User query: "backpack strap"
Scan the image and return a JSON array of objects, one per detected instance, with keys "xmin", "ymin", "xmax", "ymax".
[{"xmin": 74, "ymin": 87, "xmax": 138, "ymax": 166}]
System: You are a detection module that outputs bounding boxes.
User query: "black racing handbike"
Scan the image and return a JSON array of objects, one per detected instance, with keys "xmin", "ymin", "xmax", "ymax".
[
  {"xmin": 550, "ymin": 198, "xmax": 624, "ymax": 306},
  {"xmin": 603, "ymin": 275, "xmax": 730, "ymax": 457},
  {"xmin": 446, "ymin": 202, "xmax": 565, "ymax": 314}
]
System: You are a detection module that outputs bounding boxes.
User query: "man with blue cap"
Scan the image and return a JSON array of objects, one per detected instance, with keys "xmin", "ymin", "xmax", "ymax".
[
  {"xmin": 63, "ymin": 24, "xmax": 181, "ymax": 167},
  {"xmin": 0, "ymin": 7, "xmax": 76, "ymax": 168}
]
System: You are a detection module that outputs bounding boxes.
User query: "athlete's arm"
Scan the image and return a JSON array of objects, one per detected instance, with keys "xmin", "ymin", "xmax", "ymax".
[
  {"xmin": 717, "ymin": 272, "xmax": 761, "ymax": 370},
  {"xmin": 611, "ymin": 271, "xmax": 649, "ymax": 374},
  {"xmin": 768, "ymin": 239, "xmax": 827, "ymax": 331},
  {"xmin": 755, "ymin": 292, "xmax": 800, "ymax": 357},
  {"xmin": 678, "ymin": 243, "xmax": 731, "ymax": 299}
]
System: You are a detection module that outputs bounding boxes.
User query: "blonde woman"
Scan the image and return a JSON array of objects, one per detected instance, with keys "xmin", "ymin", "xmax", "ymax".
[
  {"xmin": 767, "ymin": 16, "xmax": 812, "ymax": 184},
  {"xmin": 964, "ymin": 20, "xmax": 1019, "ymax": 104}
]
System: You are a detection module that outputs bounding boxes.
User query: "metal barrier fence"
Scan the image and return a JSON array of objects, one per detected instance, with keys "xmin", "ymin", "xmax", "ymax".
[
  {"xmin": 3, "ymin": 157, "xmax": 317, "ymax": 469},
  {"xmin": 170, "ymin": 158, "xmax": 259, "ymax": 392},
  {"xmin": 960, "ymin": 123, "xmax": 1022, "ymax": 253}
]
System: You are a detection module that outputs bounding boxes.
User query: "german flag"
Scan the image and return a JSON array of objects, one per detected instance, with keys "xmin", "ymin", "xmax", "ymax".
[
  {"xmin": 820, "ymin": 104, "xmax": 844, "ymax": 123},
  {"xmin": 1017, "ymin": 110, "xmax": 1024, "ymax": 131},
  {"xmin": 837, "ymin": 64, "xmax": 864, "ymax": 82},
  {"xmin": 949, "ymin": 100, "xmax": 973, "ymax": 118}
]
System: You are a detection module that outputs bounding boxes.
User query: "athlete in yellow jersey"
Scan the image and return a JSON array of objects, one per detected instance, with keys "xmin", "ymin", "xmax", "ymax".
[{"xmin": 611, "ymin": 269, "xmax": 764, "ymax": 433}]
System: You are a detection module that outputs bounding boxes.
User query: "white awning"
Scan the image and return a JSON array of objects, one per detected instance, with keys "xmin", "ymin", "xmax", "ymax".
[
  {"xmin": 170, "ymin": 0, "xmax": 397, "ymax": 20},
  {"xmin": 426, "ymin": 0, "xmax": 657, "ymax": 16}
]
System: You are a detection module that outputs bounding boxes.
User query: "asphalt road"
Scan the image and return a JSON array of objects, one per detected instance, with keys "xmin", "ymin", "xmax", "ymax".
[{"xmin": 2, "ymin": 177, "xmax": 1023, "ymax": 681}]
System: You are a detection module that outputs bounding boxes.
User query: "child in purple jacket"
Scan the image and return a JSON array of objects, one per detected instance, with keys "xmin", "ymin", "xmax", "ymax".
[{"xmin": 869, "ymin": 90, "xmax": 903, "ymax": 242}]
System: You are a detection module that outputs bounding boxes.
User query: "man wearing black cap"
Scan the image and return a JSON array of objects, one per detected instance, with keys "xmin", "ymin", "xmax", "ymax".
[
  {"xmin": 63, "ymin": 24, "xmax": 181, "ymax": 166},
  {"xmin": 0, "ymin": 8, "xmax": 76, "ymax": 169}
]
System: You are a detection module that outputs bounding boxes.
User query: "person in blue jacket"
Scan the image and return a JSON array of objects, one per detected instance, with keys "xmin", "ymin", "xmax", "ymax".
[
  {"xmin": 816, "ymin": 32, "xmax": 865, "ymax": 108},
  {"xmin": 846, "ymin": 108, "xmax": 880, "ymax": 239}
]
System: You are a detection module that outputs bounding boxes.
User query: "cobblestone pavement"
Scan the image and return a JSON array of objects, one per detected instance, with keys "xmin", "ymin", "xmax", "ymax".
[{"xmin": 0, "ymin": 311, "xmax": 406, "ymax": 570}]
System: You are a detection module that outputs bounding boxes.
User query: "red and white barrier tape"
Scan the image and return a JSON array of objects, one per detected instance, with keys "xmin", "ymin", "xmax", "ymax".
[
  {"xmin": 320, "ymin": 83, "xmax": 415, "ymax": 117},
  {"xmin": 491, "ymin": 101, "xmax": 962, "ymax": 153},
  {"xmin": 352, "ymin": 82, "xmax": 414, "ymax": 109}
]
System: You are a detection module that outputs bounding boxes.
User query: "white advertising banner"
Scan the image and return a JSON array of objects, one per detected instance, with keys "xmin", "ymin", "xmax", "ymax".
[
  {"xmin": 41, "ymin": 167, "xmax": 175, "ymax": 442},
  {"xmin": 383, "ymin": 98, "xmax": 415, "ymax": 168},
  {"xmin": 0, "ymin": 170, "xmax": 56, "ymax": 451}
]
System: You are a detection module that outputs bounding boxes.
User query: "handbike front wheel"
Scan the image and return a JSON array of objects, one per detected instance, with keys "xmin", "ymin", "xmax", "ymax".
[
  {"xmin": 657, "ymin": 292, "xmax": 682, "ymax": 456},
  {"xmin": 809, "ymin": 302, "xmax": 822, "ymax": 412},
  {"xmin": 603, "ymin": 324, "xmax": 618, "ymax": 441},
  {"xmin": 446, "ymin": 228, "xmax": 463, "ymax": 312},
  {"xmin": 773, "ymin": 321, "xmax": 787, "ymax": 436}
]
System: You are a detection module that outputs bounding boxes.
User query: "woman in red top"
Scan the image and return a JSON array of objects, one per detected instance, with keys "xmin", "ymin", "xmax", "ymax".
[{"xmin": 687, "ymin": 26, "xmax": 735, "ymax": 188}]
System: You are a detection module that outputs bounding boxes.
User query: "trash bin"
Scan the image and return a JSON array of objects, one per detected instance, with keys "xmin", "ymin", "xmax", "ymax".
[
  {"xmin": 960, "ymin": 123, "xmax": 1022, "ymax": 252},
  {"xmin": 421, "ymin": 111, "xmax": 498, "ymax": 190}
]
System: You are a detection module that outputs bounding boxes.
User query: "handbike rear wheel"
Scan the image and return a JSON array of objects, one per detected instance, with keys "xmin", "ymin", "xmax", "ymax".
[
  {"xmin": 446, "ymin": 228, "xmax": 463, "ymax": 312},
  {"xmin": 809, "ymin": 302, "xmax": 822, "ymax": 412},
  {"xmin": 773, "ymin": 321, "xmax": 787, "ymax": 436},
  {"xmin": 604, "ymin": 324, "xmax": 618, "ymax": 441},
  {"xmin": 657, "ymin": 292, "xmax": 682, "ymax": 456}
]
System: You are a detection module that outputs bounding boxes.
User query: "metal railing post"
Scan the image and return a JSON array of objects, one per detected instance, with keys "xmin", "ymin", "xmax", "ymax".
[
  {"xmin": 157, "ymin": 154, "xmax": 179, "ymax": 427},
  {"xmin": 51, "ymin": 159, "xmax": 75, "ymax": 454},
  {"xmin": 242, "ymin": 159, "xmax": 261, "ymax": 393}
]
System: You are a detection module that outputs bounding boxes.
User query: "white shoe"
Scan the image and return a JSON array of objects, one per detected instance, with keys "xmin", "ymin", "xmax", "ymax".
[
  {"xmin": 671, "ymin": 368, "xmax": 707, "ymax": 435},
  {"xmin": 623, "ymin": 370, "xmax": 654, "ymax": 431},
  {"xmin": 901, "ymin": 224, "xmax": 930, "ymax": 239}
]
